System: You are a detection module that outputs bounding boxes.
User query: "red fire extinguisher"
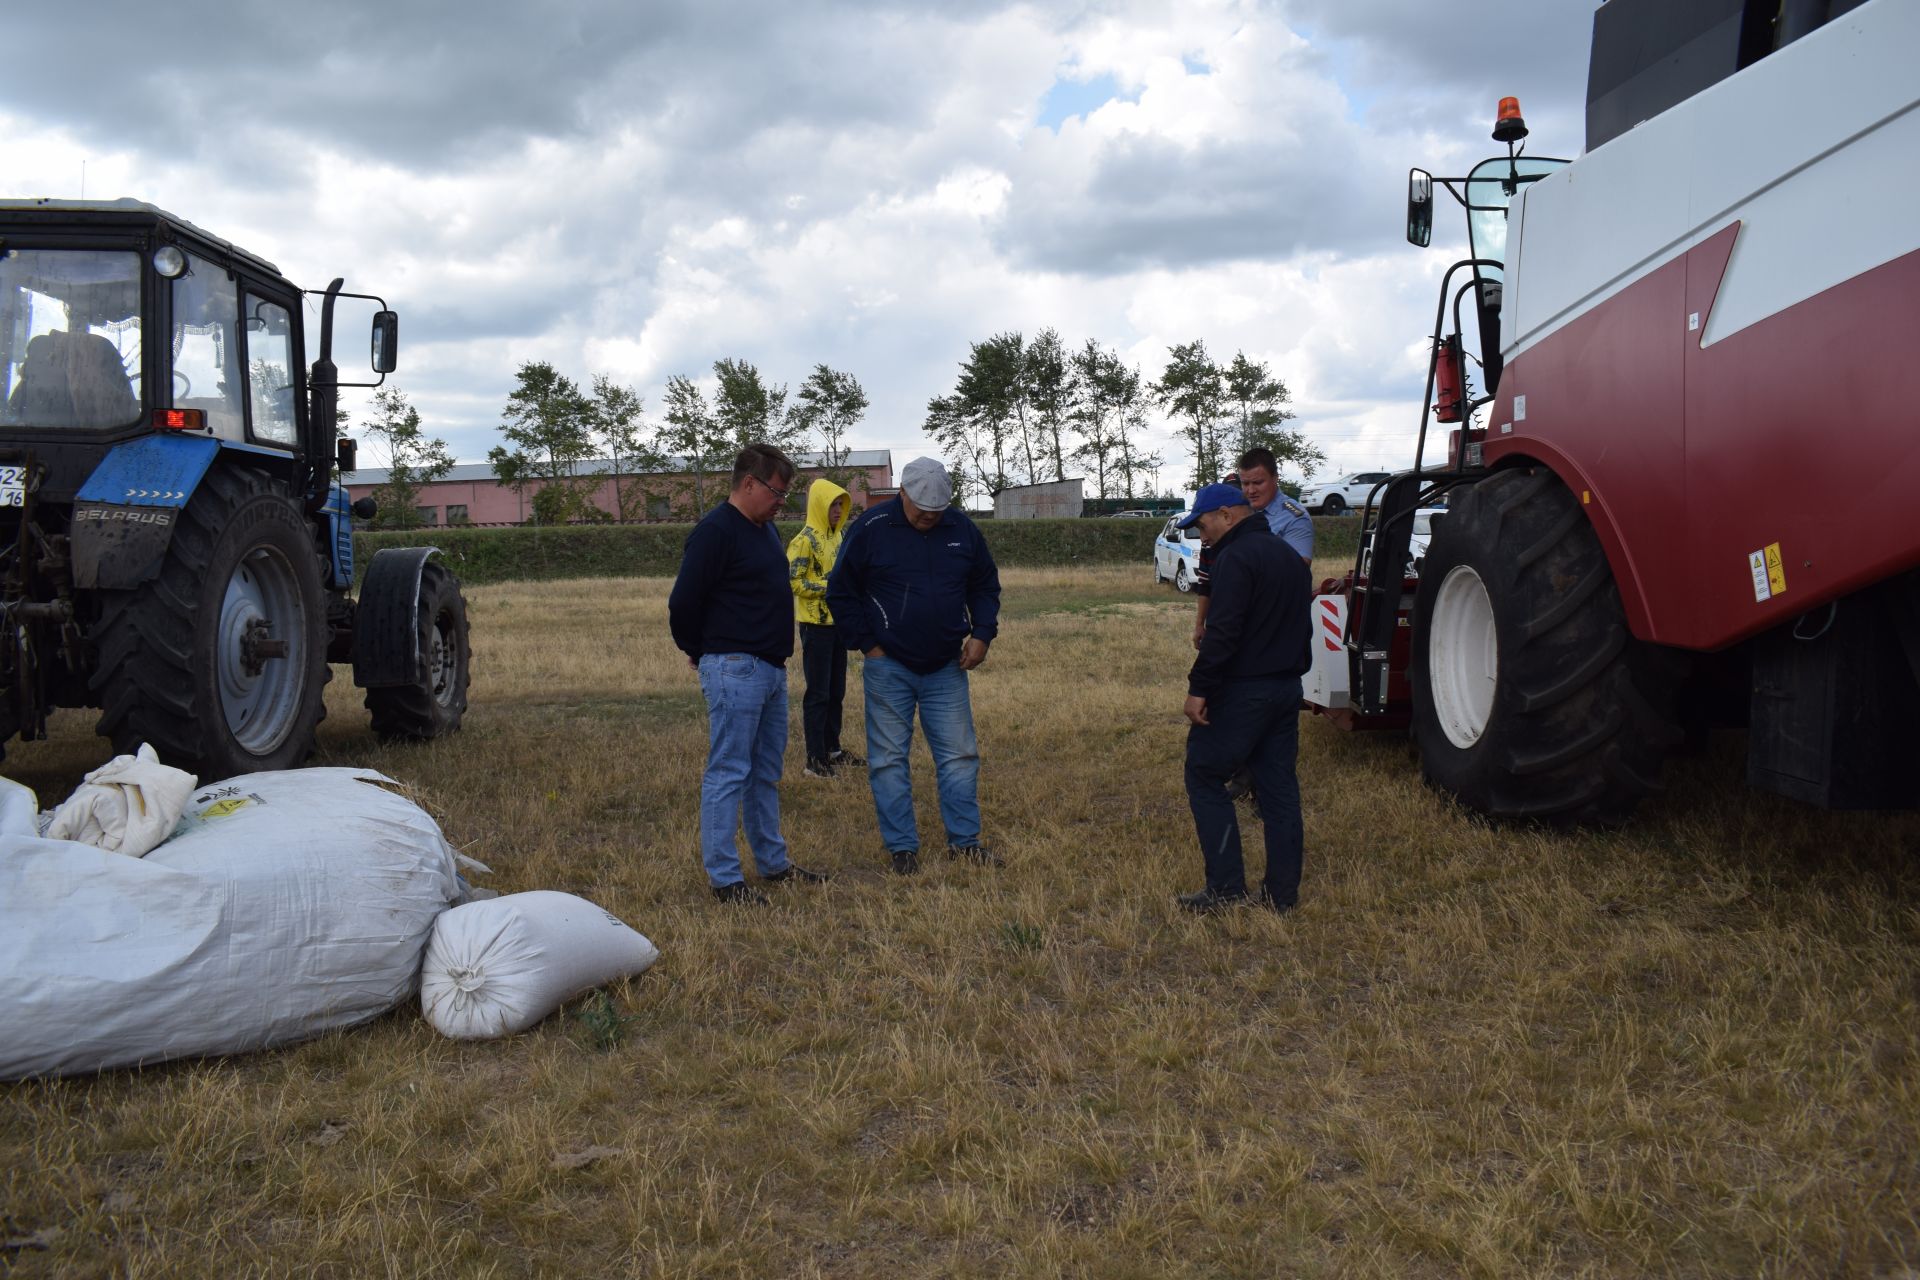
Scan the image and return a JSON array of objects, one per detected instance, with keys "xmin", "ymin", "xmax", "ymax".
[{"xmin": 1432, "ymin": 333, "xmax": 1467, "ymax": 423}]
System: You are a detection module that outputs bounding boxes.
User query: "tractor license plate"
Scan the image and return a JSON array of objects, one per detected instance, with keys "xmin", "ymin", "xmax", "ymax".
[{"xmin": 0, "ymin": 465, "xmax": 25, "ymax": 507}]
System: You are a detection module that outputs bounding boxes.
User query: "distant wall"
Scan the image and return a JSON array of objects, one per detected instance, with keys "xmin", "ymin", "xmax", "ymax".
[{"xmin": 994, "ymin": 479, "xmax": 1084, "ymax": 520}]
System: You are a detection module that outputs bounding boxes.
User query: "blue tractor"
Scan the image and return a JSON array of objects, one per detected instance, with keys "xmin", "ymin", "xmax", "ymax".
[{"xmin": 0, "ymin": 199, "xmax": 470, "ymax": 779}]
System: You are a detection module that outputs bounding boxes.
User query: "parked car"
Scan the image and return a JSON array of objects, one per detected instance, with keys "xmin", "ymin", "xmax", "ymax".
[
  {"xmin": 1153, "ymin": 514, "xmax": 1205, "ymax": 591},
  {"xmin": 1298, "ymin": 470, "xmax": 1393, "ymax": 515},
  {"xmin": 1109, "ymin": 509, "xmax": 1157, "ymax": 518},
  {"xmin": 1359, "ymin": 506, "xmax": 1448, "ymax": 577}
]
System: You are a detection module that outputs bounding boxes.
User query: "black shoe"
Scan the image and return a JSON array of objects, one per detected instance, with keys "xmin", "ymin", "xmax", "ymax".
[
  {"xmin": 1177, "ymin": 886, "xmax": 1248, "ymax": 915},
  {"xmin": 803, "ymin": 757, "xmax": 836, "ymax": 779},
  {"xmin": 889, "ymin": 850, "xmax": 920, "ymax": 876},
  {"xmin": 947, "ymin": 844, "xmax": 1004, "ymax": 868},
  {"xmin": 1256, "ymin": 886, "xmax": 1297, "ymax": 914},
  {"xmin": 829, "ymin": 749, "xmax": 866, "ymax": 769},
  {"xmin": 713, "ymin": 881, "xmax": 771, "ymax": 906},
  {"xmin": 764, "ymin": 863, "xmax": 830, "ymax": 885}
]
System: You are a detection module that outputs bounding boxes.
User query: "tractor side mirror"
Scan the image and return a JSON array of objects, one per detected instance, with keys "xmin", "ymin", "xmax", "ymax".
[
  {"xmin": 371, "ymin": 311, "xmax": 399, "ymax": 374},
  {"xmin": 1407, "ymin": 169, "xmax": 1433, "ymax": 247}
]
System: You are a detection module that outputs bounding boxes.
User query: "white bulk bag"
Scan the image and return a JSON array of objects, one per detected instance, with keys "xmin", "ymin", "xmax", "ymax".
[
  {"xmin": 421, "ymin": 891, "xmax": 659, "ymax": 1039},
  {"xmin": 0, "ymin": 768, "xmax": 461, "ymax": 1080}
]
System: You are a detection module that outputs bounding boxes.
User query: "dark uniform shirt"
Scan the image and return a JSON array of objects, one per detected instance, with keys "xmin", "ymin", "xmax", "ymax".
[{"xmin": 1187, "ymin": 516, "xmax": 1312, "ymax": 699}]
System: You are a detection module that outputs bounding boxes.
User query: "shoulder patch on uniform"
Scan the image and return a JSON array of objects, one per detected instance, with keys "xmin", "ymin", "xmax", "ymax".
[{"xmin": 1282, "ymin": 499, "xmax": 1305, "ymax": 516}]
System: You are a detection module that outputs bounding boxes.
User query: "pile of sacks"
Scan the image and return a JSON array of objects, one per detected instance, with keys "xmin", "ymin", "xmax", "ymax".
[{"xmin": 0, "ymin": 750, "xmax": 658, "ymax": 1080}]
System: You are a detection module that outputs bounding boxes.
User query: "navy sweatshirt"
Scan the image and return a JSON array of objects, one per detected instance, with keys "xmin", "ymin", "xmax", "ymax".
[
  {"xmin": 826, "ymin": 498, "xmax": 1001, "ymax": 675},
  {"xmin": 1187, "ymin": 516, "xmax": 1311, "ymax": 698},
  {"xmin": 668, "ymin": 501, "xmax": 795, "ymax": 666}
]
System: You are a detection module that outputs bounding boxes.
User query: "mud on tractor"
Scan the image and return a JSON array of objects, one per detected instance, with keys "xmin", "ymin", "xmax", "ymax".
[
  {"xmin": 1303, "ymin": 0, "xmax": 1920, "ymax": 820},
  {"xmin": 0, "ymin": 199, "xmax": 470, "ymax": 780}
]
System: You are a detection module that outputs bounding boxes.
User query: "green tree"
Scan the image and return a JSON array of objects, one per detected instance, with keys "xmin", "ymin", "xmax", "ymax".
[
  {"xmin": 1024, "ymin": 328, "xmax": 1071, "ymax": 484},
  {"xmin": 938, "ymin": 332, "xmax": 1026, "ymax": 497},
  {"xmin": 654, "ymin": 374, "xmax": 728, "ymax": 518},
  {"xmin": 1155, "ymin": 340, "xmax": 1227, "ymax": 489},
  {"xmin": 489, "ymin": 361, "xmax": 595, "ymax": 524},
  {"xmin": 712, "ymin": 358, "xmax": 800, "ymax": 457},
  {"xmin": 1221, "ymin": 351, "xmax": 1325, "ymax": 481},
  {"xmin": 359, "ymin": 386, "xmax": 453, "ymax": 529},
  {"xmin": 1070, "ymin": 341, "xmax": 1160, "ymax": 501},
  {"xmin": 587, "ymin": 374, "xmax": 662, "ymax": 522},
  {"xmin": 792, "ymin": 364, "xmax": 870, "ymax": 498}
]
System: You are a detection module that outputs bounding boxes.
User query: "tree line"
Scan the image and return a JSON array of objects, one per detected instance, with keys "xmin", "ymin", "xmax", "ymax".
[
  {"xmin": 355, "ymin": 337, "xmax": 1326, "ymax": 528},
  {"xmin": 926, "ymin": 330, "xmax": 1324, "ymax": 502}
]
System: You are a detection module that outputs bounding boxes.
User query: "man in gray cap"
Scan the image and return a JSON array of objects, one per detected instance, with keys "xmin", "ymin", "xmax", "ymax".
[{"xmin": 827, "ymin": 457, "xmax": 1003, "ymax": 875}]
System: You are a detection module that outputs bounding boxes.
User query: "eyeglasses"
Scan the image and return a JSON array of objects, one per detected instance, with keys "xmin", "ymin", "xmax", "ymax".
[{"xmin": 752, "ymin": 475, "xmax": 790, "ymax": 503}]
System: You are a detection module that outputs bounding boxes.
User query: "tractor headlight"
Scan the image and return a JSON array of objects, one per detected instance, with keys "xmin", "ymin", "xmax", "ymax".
[{"xmin": 152, "ymin": 245, "xmax": 187, "ymax": 278}]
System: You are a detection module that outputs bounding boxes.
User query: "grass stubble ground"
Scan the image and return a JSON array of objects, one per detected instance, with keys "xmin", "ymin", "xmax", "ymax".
[{"xmin": 2, "ymin": 564, "xmax": 1918, "ymax": 1278}]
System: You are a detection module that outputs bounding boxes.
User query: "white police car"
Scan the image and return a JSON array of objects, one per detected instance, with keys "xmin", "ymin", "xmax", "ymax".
[{"xmin": 1153, "ymin": 513, "xmax": 1205, "ymax": 592}]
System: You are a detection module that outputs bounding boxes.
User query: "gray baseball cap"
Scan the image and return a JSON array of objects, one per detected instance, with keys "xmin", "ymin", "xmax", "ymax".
[{"xmin": 900, "ymin": 457, "xmax": 952, "ymax": 512}]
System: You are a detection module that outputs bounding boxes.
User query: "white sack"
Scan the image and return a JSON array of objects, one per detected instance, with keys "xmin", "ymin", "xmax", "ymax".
[
  {"xmin": 421, "ymin": 891, "xmax": 659, "ymax": 1039},
  {"xmin": 0, "ymin": 768, "xmax": 461, "ymax": 1080},
  {"xmin": 44, "ymin": 743, "xmax": 197, "ymax": 858}
]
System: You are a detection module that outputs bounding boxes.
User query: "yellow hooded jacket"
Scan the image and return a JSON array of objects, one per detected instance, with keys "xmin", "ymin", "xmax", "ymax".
[{"xmin": 787, "ymin": 478, "xmax": 850, "ymax": 627}]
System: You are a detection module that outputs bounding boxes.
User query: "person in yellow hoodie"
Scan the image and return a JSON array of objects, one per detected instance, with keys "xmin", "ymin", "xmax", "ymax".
[{"xmin": 788, "ymin": 478, "xmax": 862, "ymax": 778}]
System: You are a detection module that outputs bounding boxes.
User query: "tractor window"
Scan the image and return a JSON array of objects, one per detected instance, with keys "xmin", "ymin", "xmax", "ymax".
[
  {"xmin": 171, "ymin": 254, "xmax": 243, "ymax": 437},
  {"xmin": 1463, "ymin": 156, "xmax": 1570, "ymax": 292},
  {"xmin": 0, "ymin": 248, "xmax": 142, "ymax": 430},
  {"xmin": 244, "ymin": 295, "xmax": 297, "ymax": 447}
]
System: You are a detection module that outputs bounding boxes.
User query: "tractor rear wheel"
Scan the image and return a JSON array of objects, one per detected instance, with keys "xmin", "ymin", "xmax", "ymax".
[
  {"xmin": 365, "ymin": 561, "xmax": 470, "ymax": 740},
  {"xmin": 1409, "ymin": 467, "xmax": 1679, "ymax": 825},
  {"xmin": 91, "ymin": 466, "xmax": 329, "ymax": 780}
]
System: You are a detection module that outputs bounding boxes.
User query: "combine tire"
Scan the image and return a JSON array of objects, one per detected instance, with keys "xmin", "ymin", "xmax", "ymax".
[
  {"xmin": 1409, "ymin": 468, "xmax": 1679, "ymax": 825},
  {"xmin": 92, "ymin": 466, "xmax": 329, "ymax": 780},
  {"xmin": 365, "ymin": 561, "xmax": 470, "ymax": 740}
]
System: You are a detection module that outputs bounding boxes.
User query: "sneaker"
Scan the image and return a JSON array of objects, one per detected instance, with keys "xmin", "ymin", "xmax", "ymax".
[
  {"xmin": 889, "ymin": 850, "xmax": 920, "ymax": 876},
  {"xmin": 1176, "ymin": 886, "xmax": 1248, "ymax": 915},
  {"xmin": 764, "ymin": 863, "xmax": 830, "ymax": 885},
  {"xmin": 829, "ymin": 749, "xmax": 866, "ymax": 769},
  {"xmin": 803, "ymin": 757, "xmax": 836, "ymax": 779},
  {"xmin": 713, "ymin": 881, "xmax": 772, "ymax": 906},
  {"xmin": 947, "ymin": 844, "xmax": 1005, "ymax": 868}
]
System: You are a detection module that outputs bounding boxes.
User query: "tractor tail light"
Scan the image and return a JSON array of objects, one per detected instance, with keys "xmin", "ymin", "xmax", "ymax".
[{"xmin": 152, "ymin": 408, "xmax": 206, "ymax": 432}]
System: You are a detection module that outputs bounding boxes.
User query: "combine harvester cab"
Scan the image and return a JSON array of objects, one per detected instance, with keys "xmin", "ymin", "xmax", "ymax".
[
  {"xmin": 0, "ymin": 199, "xmax": 471, "ymax": 780},
  {"xmin": 1309, "ymin": 0, "xmax": 1920, "ymax": 821}
]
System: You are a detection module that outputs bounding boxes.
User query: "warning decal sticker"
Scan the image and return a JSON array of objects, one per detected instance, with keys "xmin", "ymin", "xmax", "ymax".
[{"xmin": 1748, "ymin": 543, "xmax": 1787, "ymax": 603}]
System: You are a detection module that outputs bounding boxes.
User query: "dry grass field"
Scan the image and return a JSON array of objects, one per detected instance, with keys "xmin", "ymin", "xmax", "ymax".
[{"xmin": 3, "ymin": 564, "xmax": 1919, "ymax": 1278}]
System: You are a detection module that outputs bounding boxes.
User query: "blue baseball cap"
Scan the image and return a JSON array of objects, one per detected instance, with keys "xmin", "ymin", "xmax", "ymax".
[{"xmin": 1176, "ymin": 483, "xmax": 1249, "ymax": 529}]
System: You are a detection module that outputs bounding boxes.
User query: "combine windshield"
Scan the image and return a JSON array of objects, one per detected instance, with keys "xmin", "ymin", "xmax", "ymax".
[
  {"xmin": 1463, "ymin": 156, "xmax": 1569, "ymax": 291},
  {"xmin": 0, "ymin": 248, "xmax": 142, "ymax": 430}
]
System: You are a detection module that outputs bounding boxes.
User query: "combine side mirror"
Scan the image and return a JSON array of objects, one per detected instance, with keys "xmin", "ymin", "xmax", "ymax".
[
  {"xmin": 1407, "ymin": 169, "xmax": 1433, "ymax": 247},
  {"xmin": 371, "ymin": 310, "xmax": 399, "ymax": 374}
]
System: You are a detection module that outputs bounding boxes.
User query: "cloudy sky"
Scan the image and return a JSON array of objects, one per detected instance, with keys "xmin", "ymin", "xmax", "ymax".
[{"xmin": 3, "ymin": 0, "xmax": 1594, "ymax": 493}]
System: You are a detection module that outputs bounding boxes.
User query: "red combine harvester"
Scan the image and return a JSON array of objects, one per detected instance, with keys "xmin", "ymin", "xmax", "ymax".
[{"xmin": 1302, "ymin": 0, "xmax": 1920, "ymax": 821}]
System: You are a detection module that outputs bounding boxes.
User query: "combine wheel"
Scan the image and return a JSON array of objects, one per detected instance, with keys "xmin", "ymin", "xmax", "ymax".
[
  {"xmin": 365, "ymin": 561, "xmax": 470, "ymax": 740},
  {"xmin": 91, "ymin": 466, "xmax": 329, "ymax": 780},
  {"xmin": 1409, "ymin": 468, "xmax": 1679, "ymax": 825}
]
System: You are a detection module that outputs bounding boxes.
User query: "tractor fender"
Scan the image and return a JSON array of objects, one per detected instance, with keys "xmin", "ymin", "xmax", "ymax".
[
  {"xmin": 70, "ymin": 435, "xmax": 222, "ymax": 589},
  {"xmin": 353, "ymin": 546, "xmax": 444, "ymax": 689}
]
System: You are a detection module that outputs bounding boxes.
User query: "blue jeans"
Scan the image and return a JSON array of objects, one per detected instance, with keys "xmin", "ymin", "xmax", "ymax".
[
  {"xmin": 863, "ymin": 656, "xmax": 980, "ymax": 852},
  {"xmin": 1184, "ymin": 675, "xmax": 1304, "ymax": 904},
  {"xmin": 697, "ymin": 653, "xmax": 791, "ymax": 887}
]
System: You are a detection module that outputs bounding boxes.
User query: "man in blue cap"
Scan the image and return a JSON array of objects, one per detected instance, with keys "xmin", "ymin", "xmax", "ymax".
[{"xmin": 1175, "ymin": 481, "xmax": 1312, "ymax": 914}]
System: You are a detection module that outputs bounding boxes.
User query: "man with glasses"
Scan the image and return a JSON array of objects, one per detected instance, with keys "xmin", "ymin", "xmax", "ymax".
[{"xmin": 669, "ymin": 443, "xmax": 829, "ymax": 904}]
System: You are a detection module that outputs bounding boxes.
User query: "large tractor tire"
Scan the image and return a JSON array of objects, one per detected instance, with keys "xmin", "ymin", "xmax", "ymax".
[
  {"xmin": 1409, "ymin": 467, "xmax": 1679, "ymax": 825},
  {"xmin": 91, "ymin": 467, "xmax": 330, "ymax": 781},
  {"xmin": 365, "ymin": 561, "xmax": 470, "ymax": 740}
]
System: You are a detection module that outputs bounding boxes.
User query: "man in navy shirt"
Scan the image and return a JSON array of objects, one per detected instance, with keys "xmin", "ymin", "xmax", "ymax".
[
  {"xmin": 1176, "ymin": 482, "xmax": 1312, "ymax": 915},
  {"xmin": 827, "ymin": 457, "xmax": 1002, "ymax": 876},
  {"xmin": 669, "ymin": 443, "xmax": 828, "ymax": 904}
]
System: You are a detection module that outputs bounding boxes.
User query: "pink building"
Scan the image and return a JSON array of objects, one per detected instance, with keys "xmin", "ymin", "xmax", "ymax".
[{"xmin": 345, "ymin": 449, "xmax": 894, "ymax": 526}]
